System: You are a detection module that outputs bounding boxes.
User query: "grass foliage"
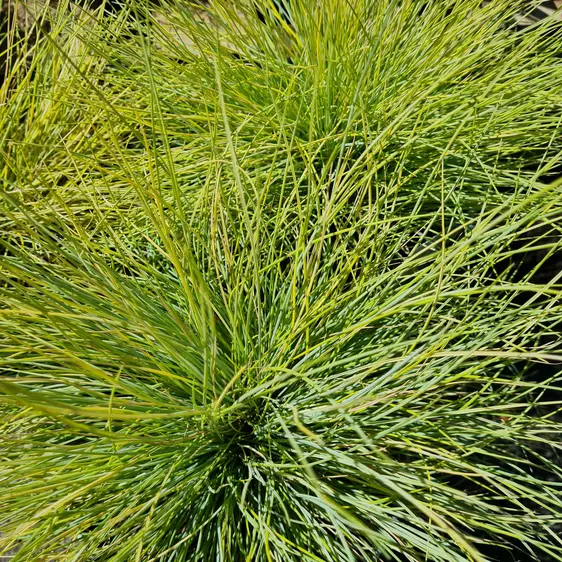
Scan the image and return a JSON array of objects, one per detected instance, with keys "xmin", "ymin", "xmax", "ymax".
[{"xmin": 1, "ymin": 0, "xmax": 562, "ymax": 560}]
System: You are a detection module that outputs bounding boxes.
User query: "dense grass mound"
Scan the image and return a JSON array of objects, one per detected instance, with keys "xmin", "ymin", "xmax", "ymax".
[{"xmin": 1, "ymin": 0, "xmax": 562, "ymax": 560}]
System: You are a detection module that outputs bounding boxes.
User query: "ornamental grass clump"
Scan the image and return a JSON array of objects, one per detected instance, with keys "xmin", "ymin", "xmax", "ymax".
[{"xmin": 1, "ymin": 0, "xmax": 562, "ymax": 560}]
